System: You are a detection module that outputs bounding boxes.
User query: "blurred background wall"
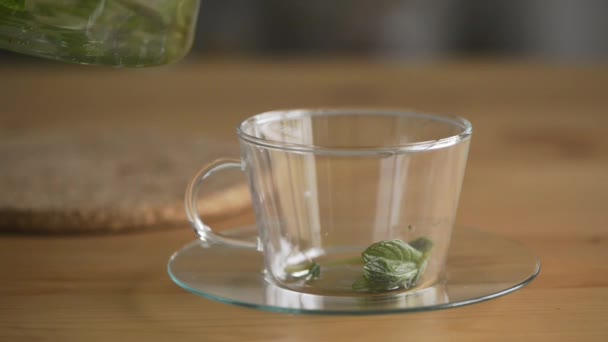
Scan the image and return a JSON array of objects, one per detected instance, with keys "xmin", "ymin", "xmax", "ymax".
[
  {"xmin": 2, "ymin": 0, "xmax": 607, "ymax": 62},
  {"xmin": 192, "ymin": 0, "xmax": 608, "ymax": 61}
]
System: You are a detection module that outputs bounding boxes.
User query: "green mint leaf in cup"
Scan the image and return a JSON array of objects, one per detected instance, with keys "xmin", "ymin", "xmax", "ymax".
[
  {"xmin": 352, "ymin": 237, "xmax": 434, "ymax": 292},
  {"xmin": 362, "ymin": 239, "xmax": 424, "ymax": 264},
  {"xmin": 410, "ymin": 237, "xmax": 434, "ymax": 254},
  {"xmin": 409, "ymin": 237, "xmax": 433, "ymax": 284},
  {"xmin": 352, "ymin": 276, "xmax": 371, "ymax": 292},
  {"xmin": 0, "ymin": 0, "xmax": 26, "ymax": 11},
  {"xmin": 363, "ymin": 258, "xmax": 419, "ymax": 291},
  {"xmin": 307, "ymin": 262, "xmax": 320, "ymax": 280}
]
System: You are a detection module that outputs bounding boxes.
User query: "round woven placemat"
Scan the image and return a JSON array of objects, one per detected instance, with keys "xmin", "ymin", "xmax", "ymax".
[{"xmin": 0, "ymin": 129, "xmax": 250, "ymax": 234}]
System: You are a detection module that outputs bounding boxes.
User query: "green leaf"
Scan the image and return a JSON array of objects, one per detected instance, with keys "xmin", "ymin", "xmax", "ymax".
[
  {"xmin": 410, "ymin": 237, "xmax": 434, "ymax": 254},
  {"xmin": 363, "ymin": 259, "xmax": 418, "ymax": 291},
  {"xmin": 352, "ymin": 276, "xmax": 370, "ymax": 292},
  {"xmin": 412, "ymin": 259, "xmax": 428, "ymax": 284},
  {"xmin": 362, "ymin": 239, "xmax": 423, "ymax": 264},
  {"xmin": 0, "ymin": 0, "xmax": 26, "ymax": 11},
  {"xmin": 352, "ymin": 237, "xmax": 434, "ymax": 292},
  {"xmin": 307, "ymin": 262, "xmax": 320, "ymax": 280}
]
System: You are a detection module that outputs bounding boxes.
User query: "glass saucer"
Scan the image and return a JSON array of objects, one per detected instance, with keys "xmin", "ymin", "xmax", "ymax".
[{"xmin": 167, "ymin": 226, "xmax": 540, "ymax": 315}]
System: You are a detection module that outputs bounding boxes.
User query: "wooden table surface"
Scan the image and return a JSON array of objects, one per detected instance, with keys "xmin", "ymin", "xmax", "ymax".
[{"xmin": 1, "ymin": 59, "xmax": 607, "ymax": 341}]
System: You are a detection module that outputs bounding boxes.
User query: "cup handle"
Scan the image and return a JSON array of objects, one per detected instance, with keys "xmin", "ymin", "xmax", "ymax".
[{"xmin": 185, "ymin": 158, "xmax": 258, "ymax": 249}]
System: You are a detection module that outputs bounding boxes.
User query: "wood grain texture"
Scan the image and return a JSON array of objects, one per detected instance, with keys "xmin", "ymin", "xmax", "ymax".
[{"xmin": 1, "ymin": 60, "xmax": 607, "ymax": 341}]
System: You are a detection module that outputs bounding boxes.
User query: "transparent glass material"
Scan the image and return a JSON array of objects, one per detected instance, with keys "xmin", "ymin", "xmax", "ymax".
[
  {"xmin": 239, "ymin": 110, "xmax": 471, "ymax": 296},
  {"xmin": 0, "ymin": 0, "xmax": 200, "ymax": 67},
  {"xmin": 167, "ymin": 225, "xmax": 541, "ymax": 315},
  {"xmin": 185, "ymin": 109, "xmax": 472, "ymax": 297}
]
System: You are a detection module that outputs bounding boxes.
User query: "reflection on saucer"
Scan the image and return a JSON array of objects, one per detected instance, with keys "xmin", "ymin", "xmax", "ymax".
[
  {"xmin": 264, "ymin": 281, "xmax": 450, "ymax": 311},
  {"xmin": 264, "ymin": 279, "xmax": 450, "ymax": 311},
  {"xmin": 168, "ymin": 226, "xmax": 540, "ymax": 315}
]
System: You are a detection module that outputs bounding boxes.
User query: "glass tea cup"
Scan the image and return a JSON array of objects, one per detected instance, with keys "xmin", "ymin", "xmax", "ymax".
[{"xmin": 186, "ymin": 109, "xmax": 472, "ymax": 296}]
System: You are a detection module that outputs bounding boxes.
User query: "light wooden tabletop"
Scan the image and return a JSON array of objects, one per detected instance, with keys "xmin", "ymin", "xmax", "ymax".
[{"xmin": 1, "ymin": 60, "xmax": 607, "ymax": 341}]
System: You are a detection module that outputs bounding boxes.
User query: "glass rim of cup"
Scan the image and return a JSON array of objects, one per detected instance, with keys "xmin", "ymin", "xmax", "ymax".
[{"xmin": 236, "ymin": 109, "xmax": 472, "ymax": 156}]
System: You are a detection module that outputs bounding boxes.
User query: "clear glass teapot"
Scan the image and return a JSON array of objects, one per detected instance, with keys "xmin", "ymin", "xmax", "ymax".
[{"xmin": 0, "ymin": 0, "xmax": 200, "ymax": 67}]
